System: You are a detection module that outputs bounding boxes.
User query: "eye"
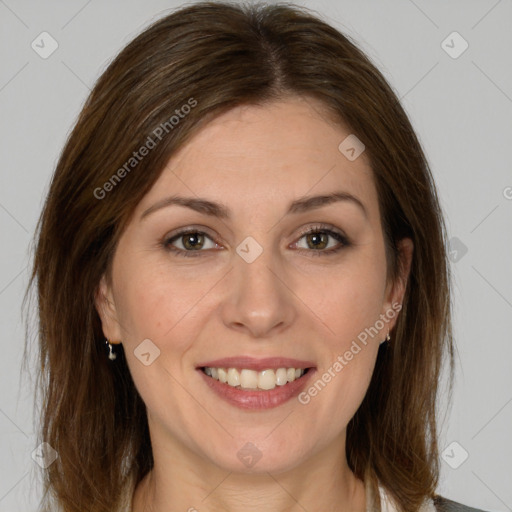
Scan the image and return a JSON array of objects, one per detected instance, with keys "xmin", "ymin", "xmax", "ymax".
[
  {"xmin": 293, "ymin": 224, "xmax": 350, "ymax": 256},
  {"xmin": 163, "ymin": 229, "xmax": 219, "ymax": 257}
]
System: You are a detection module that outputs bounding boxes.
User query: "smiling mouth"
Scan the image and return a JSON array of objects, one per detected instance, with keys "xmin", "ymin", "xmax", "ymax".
[{"xmin": 200, "ymin": 366, "xmax": 312, "ymax": 391}]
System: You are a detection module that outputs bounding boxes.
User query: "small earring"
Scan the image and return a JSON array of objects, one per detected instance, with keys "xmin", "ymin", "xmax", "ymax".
[
  {"xmin": 385, "ymin": 332, "xmax": 391, "ymax": 343},
  {"xmin": 105, "ymin": 339, "xmax": 117, "ymax": 361}
]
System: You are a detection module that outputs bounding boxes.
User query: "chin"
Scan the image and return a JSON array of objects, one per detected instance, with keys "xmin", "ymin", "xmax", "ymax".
[{"xmin": 198, "ymin": 433, "xmax": 311, "ymax": 475}]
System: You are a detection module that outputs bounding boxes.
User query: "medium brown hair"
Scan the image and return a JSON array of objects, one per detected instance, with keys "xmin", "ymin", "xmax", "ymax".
[{"xmin": 24, "ymin": 1, "xmax": 454, "ymax": 510}]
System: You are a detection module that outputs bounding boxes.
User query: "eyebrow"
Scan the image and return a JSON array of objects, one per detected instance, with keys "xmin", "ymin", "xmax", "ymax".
[{"xmin": 140, "ymin": 191, "xmax": 368, "ymax": 221}]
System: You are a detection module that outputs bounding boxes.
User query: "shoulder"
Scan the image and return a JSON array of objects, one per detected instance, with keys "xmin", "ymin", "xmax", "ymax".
[{"xmin": 433, "ymin": 495, "xmax": 490, "ymax": 512}]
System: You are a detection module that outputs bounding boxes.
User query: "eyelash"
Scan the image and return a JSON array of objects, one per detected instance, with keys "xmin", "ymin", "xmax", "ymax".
[{"xmin": 162, "ymin": 223, "xmax": 350, "ymax": 258}]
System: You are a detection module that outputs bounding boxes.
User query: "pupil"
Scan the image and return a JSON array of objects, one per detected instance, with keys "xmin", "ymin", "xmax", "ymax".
[
  {"xmin": 309, "ymin": 232, "xmax": 327, "ymax": 249},
  {"xmin": 184, "ymin": 233, "xmax": 203, "ymax": 250}
]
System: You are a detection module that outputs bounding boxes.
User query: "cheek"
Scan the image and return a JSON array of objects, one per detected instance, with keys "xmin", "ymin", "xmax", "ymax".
[
  {"xmin": 318, "ymin": 257, "xmax": 387, "ymax": 343},
  {"xmin": 304, "ymin": 252, "xmax": 386, "ymax": 410},
  {"xmin": 113, "ymin": 253, "xmax": 213, "ymax": 345},
  {"xmin": 112, "ymin": 257, "xmax": 225, "ymax": 409},
  {"xmin": 301, "ymin": 296, "xmax": 381, "ymax": 441}
]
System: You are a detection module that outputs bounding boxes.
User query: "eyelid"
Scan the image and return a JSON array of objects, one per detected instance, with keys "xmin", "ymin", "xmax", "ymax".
[
  {"xmin": 164, "ymin": 224, "xmax": 218, "ymax": 241},
  {"xmin": 295, "ymin": 222, "xmax": 347, "ymax": 239}
]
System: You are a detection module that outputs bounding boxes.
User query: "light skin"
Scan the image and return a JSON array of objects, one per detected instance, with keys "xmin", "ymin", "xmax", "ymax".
[{"xmin": 95, "ymin": 96, "xmax": 413, "ymax": 512}]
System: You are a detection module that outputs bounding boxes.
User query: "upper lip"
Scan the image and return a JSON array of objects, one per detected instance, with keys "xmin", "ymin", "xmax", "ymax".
[{"xmin": 197, "ymin": 356, "xmax": 316, "ymax": 372}]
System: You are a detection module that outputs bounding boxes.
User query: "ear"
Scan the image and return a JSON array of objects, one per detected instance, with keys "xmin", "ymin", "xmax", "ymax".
[
  {"xmin": 381, "ymin": 237, "xmax": 414, "ymax": 333},
  {"xmin": 94, "ymin": 274, "xmax": 123, "ymax": 344}
]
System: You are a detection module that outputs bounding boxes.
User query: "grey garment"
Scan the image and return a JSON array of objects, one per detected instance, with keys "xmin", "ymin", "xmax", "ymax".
[{"xmin": 433, "ymin": 495, "xmax": 490, "ymax": 512}]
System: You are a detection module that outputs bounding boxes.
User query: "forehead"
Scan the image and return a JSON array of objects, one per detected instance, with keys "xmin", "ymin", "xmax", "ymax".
[{"xmin": 136, "ymin": 96, "xmax": 378, "ymax": 222}]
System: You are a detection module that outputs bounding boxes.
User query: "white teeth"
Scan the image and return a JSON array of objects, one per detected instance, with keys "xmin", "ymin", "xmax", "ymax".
[
  {"xmin": 240, "ymin": 369, "xmax": 258, "ymax": 389},
  {"xmin": 218, "ymin": 367, "xmax": 228, "ymax": 383},
  {"xmin": 227, "ymin": 368, "xmax": 240, "ymax": 387},
  {"xmin": 275, "ymin": 368, "xmax": 288, "ymax": 386},
  {"xmin": 258, "ymin": 369, "xmax": 276, "ymax": 390},
  {"xmin": 202, "ymin": 366, "xmax": 308, "ymax": 390}
]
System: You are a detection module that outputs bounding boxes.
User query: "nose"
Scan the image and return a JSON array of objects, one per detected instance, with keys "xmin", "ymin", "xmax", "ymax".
[{"xmin": 220, "ymin": 243, "xmax": 297, "ymax": 339}]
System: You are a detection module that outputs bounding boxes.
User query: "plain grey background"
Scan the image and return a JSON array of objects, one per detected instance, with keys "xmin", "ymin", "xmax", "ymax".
[{"xmin": 1, "ymin": 0, "xmax": 511, "ymax": 511}]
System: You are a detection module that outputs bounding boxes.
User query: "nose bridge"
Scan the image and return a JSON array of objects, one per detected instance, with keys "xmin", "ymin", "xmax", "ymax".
[
  {"xmin": 238, "ymin": 242, "xmax": 279, "ymax": 296},
  {"xmin": 222, "ymin": 234, "xmax": 296, "ymax": 337},
  {"xmin": 235, "ymin": 236, "xmax": 284, "ymax": 305}
]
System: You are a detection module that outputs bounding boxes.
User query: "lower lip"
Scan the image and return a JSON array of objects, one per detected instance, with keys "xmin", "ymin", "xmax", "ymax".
[{"xmin": 197, "ymin": 368, "xmax": 316, "ymax": 410}]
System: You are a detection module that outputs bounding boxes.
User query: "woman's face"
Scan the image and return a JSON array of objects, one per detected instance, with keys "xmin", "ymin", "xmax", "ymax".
[{"xmin": 96, "ymin": 96, "xmax": 412, "ymax": 474}]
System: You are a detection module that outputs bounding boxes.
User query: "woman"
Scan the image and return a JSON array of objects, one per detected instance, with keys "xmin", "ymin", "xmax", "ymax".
[{"xmin": 24, "ymin": 1, "xmax": 487, "ymax": 511}]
